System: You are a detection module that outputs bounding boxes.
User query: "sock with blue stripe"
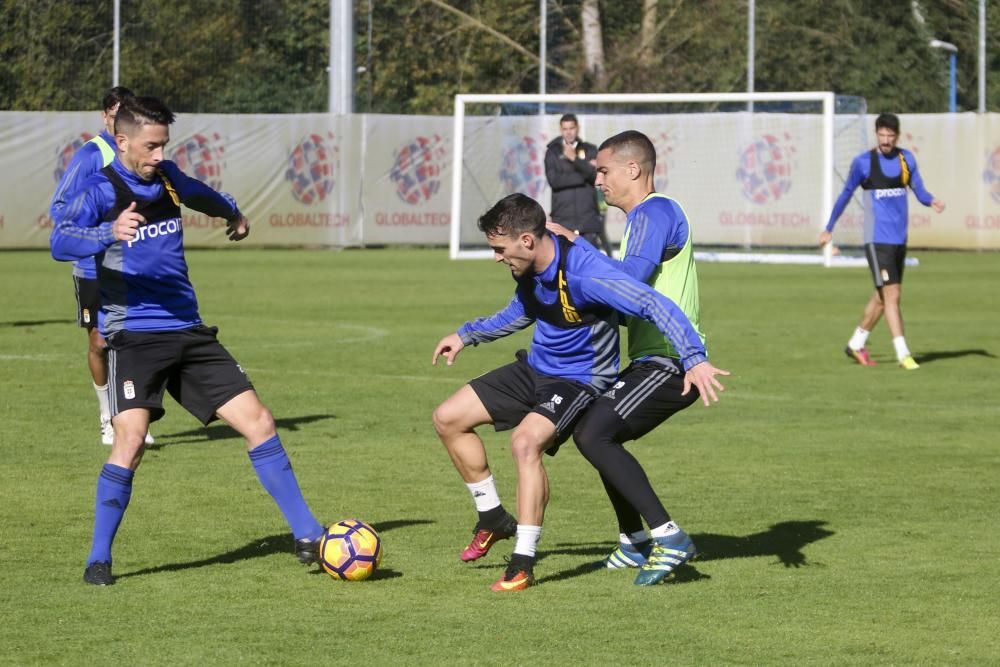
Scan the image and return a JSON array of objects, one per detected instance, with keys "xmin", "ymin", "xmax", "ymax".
[
  {"xmin": 248, "ymin": 435, "xmax": 323, "ymax": 540},
  {"xmin": 87, "ymin": 464, "xmax": 133, "ymax": 566}
]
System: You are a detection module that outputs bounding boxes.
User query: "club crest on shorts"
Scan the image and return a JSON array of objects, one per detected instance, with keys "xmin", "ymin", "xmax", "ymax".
[
  {"xmin": 123, "ymin": 380, "xmax": 135, "ymax": 400},
  {"xmin": 881, "ymin": 269, "xmax": 890, "ymax": 282},
  {"xmin": 82, "ymin": 308, "xmax": 91, "ymax": 324}
]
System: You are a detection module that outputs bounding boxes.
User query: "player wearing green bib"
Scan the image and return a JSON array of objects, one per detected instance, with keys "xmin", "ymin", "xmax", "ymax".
[{"xmin": 549, "ymin": 130, "xmax": 727, "ymax": 586}]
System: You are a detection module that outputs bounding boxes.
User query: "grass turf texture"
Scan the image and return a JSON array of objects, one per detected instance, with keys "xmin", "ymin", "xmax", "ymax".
[{"xmin": 0, "ymin": 248, "xmax": 997, "ymax": 665}]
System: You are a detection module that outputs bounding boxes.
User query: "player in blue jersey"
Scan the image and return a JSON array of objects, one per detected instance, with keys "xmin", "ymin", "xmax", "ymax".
[
  {"xmin": 820, "ymin": 113, "xmax": 945, "ymax": 370},
  {"xmin": 48, "ymin": 86, "xmax": 156, "ymax": 446},
  {"xmin": 548, "ymin": 129, "xmax": 727, "ymax": 586},
  {"xmin": 431, "ymin": 193, "xmax": 727, "ymax": 591},
  {"xmin": 50, "ymin": 96, "xmax": 326, "ymax": 586}
]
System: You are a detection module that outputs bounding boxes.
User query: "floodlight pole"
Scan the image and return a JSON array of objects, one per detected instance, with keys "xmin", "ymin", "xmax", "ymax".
[
  {"xmin": 329, "ymin": 0, "xmax": 354, "ymax": 115},
  {"xmin": 539, "ymin": 0, "xmax": 547, "ymax": 115},
  {"xmin": 747, "ymin": 0, "xmax": 755, "ymax": 112},
  {"xmin": 929, "ymin": 39, "xmax": 958, "ymax": 113},
  {"xmin": 979, "ymin": 0, "xmax": 986, "ymax": 113},
  {"xmin": 113, "ymin": 0, "xmax": 120, "ymax": 86}
]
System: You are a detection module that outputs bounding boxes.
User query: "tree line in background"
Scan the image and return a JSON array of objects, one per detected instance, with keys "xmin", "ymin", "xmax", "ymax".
[{"xmin": 1, "ymin": 0, "xmax": 997, "ymax": 114}]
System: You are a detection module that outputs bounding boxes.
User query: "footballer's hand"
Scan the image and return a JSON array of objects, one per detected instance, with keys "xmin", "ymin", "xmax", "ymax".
[
  {"xmin": 226, "ymin": 216, "xmax": 250, "ymax": 241},
  {"xmin": 113, "ymin": 201, "xmax": 144, "ymax": 242},
  {"xmin": 682, "ymin": 360, "xmax": 730, "ymax": 406},
  {"xmin": 432, "ymin": 333, "xmax": 465, "ymax": 366},
  {"xmin": 818, "ymin": 230, "xmax": 833, "ymax": 248},
  {"xmin": 932, "ymin": 198, "xmax": 946, "ymax": 213},
  {"xmin": 546, "ymin": 221, "xmax": 577, "ymax": 242}
]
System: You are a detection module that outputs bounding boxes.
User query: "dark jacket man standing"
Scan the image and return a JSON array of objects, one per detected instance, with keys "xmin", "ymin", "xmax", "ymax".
[{"xmin": 544, "ymin": 114, "xmax": 612, "ymax": 255}]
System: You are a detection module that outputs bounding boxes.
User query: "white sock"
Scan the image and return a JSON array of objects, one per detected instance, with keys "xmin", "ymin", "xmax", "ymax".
[
  {"xmin": 466, "ymin": 476, "xmax": 501, "ymax": 513},
  {"xmin": 893, "ymin": 336, "xmax": 911, "ymax": 361},
  {"xmin": 513, "ymin": 525, "xmax": 542, "ymax": 557},
  {"xmin": 649, "ymin": 521, "xmax": 681, "ymax": 539},
  {"xmin": 621, "ymin": 530, "xmax": 649, "ymax": 545},
  {"xmin": 848, "ymin": 327, "xmax": 870, "ymax": 351},
  {"xmin": 94, "ymin": 382, "xmax": 111, "ymax": 421}
]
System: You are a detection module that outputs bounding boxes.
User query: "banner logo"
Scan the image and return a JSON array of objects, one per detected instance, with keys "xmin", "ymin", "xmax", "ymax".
[
  {"xmin": 500, "ymin": 135, "xmax": 548, "ymax": 199},
  {"xmin": 649, "ymin": 131, "xmax": 676, "ymax": 192},
  {"xmin": 286, "ymin": 133, "xmax": 339, "ymax": 205},
  {"xmin": 983, "ymin": 146, "xmax": 1000, "ymax": 204},
  {"xmin": 170, "ymin": 132, "xmax": 225, "ymax": 190},
  {"xmin": 390, "ymin": 134, "xmax": 448, "ymax": 205},
  {"xmin": 736, "ymin": 133, "xmax": 796, "ymax": 204},
  {"xmin": 53, "ymin": 133, "xmax": 96, "ymax": 183}
]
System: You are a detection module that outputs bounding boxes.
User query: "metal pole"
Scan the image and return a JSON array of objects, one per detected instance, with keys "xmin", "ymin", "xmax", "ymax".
[
  {"xmin": 929, "ymin": 39, "xmax": 958, "ymax": 112},
  {"xmin": 329, "ymin": 0, "xmax": 353, "ymax": 114},
  {"xmin": 980, "ymin": 0, "xmax": 987, "ymax": 113},
  {"xmin": 949, "ymin": 52, "xmax": 957, "ymax": 113},
  {"xmin": 539, "ymin": 0, "xmax": 547, "ymax": 115},
  {"xmin": 747, "ymin": 0, "xmax": 754, "ymax": 112},
  {"xmin": 113, "ymin": 0, "xmax": 120, "ymax": 87}
]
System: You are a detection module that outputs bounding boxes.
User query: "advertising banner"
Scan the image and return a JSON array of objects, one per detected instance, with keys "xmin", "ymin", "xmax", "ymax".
[{"xmin": 1, "ymin": 111, "xmax": 997, "ymax": 250}]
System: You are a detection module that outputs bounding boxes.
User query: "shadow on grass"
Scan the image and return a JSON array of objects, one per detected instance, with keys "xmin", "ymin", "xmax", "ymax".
[
  {"xmin": 914, "ymin": 349, "xmax": 995, "ymax": 364},
  {"xmin": 146, "ymin": 413, "xmax": 336, "ymax": 448},
  {"xmin": 0, "ymin": 318, "xmax": 76, "ymax": 327},
  {"xmin": 540, "ymin": 520, "xmax": 834, "ymax": 585},
  {"xmin": 117, "ymin": 519, "xmax": 432, "ymax": 581}
]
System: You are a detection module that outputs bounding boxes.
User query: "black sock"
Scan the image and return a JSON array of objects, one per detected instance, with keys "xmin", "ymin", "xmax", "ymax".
[{"xmin": 478, "ymin": 504, "xmax": 509, "ymax": 528}]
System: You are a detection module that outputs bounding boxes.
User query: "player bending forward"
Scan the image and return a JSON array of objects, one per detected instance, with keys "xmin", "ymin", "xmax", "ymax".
[{"xmin": 431, "ymin": 193, "xmax": 727, "ymax": 591}]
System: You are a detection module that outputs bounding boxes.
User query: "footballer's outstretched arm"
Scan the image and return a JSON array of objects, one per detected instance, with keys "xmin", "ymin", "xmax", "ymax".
[
  {"xmin": 578, "ymin": 273, "xmax": 729, "ymax": 405},
  {"xmin": 433, "ymin": 296, "xmax": 534, "ymax": 366},
  {"xmin": 456, "ymin": 296, "xmax": 534, "ymax": 347}
]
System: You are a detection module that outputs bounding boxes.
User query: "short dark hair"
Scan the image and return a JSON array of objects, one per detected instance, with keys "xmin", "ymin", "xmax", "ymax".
[
  {"xmin": 115, "ymin": 95, "xmax": 176, "ymax": 136},
  {"xmin": 875, "ymin": 113, "xmax": 900, "ymax": 133},
  {"xmin": 560, "ymin": 113, "xmax": 578, "ymax": 125},
  {"xmin": 598, "ymin": 130, "xmax": 656, "ymax": 171},
  {"xmin": 102, "ymin": 86, "xmax": 134, "ymax": 112},
  {"xmin": 477, "ymin": 193, "xmax": 546, "ymax": 239}
]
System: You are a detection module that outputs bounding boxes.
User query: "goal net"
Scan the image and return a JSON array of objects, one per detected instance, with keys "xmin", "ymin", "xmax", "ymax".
[{"xmin": 449, "ymin": 92, "xmax": 870, "ymax": 266}]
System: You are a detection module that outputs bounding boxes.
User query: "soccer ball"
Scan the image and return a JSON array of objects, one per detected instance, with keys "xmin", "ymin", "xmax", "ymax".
[{"xmin": 319, "ymin": 519, "xmax": 383, "ymax": 581}]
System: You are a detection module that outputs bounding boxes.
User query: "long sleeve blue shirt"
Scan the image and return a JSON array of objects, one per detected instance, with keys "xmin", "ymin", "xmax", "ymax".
[
  {"xmin": 49, "ymin": 131, "xmax": 116, "ymax": 279},
  {"xmin": 826, "ymin": 148, "xmax": 935, "ymax": 244},
  {"xmin": 458, "ymin": 234, "xmax": 706, "ymax": 391},
  {"xmin": 50, "ymin": 157, "xmax": 241, "ymax": 335},
  {"xmin": 576, "ymin": 195, "xmax": 689, "ymax": 283}
]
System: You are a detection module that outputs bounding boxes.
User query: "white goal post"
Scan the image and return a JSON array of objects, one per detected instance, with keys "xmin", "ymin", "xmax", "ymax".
[{"xmin": 450, "ymin": 92, "xmax": 873, "ymax": 267}]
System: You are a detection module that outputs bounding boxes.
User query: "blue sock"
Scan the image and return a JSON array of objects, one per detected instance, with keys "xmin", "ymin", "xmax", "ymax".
[
  {"xmin": 87, "ymin": 464, "xmax": 134, "ymax": 566},
  {"xmin": 248, "ymin": 435, "xmax": 323, "ymax": 540}
]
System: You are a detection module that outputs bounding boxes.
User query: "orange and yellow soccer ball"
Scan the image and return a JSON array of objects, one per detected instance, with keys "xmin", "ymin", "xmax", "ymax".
[{"xmin": 319, "ymin": 519, "xmax": 383, "ymax": 581}]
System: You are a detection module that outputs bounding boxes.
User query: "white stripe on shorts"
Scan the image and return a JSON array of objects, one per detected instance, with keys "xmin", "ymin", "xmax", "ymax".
[
  {"xmin": 554, "ymin": 391, "xmax": 592, "ymax": 435},
  {"xmin": 107, "ymin": 347, "xmax": 118, "ymax": 416},
  {"xmin": 615, "ymin": 370, "xmax": 672, "ymax": 420}
]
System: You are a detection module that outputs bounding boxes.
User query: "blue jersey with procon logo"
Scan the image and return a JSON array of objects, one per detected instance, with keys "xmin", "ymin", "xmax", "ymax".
[
  {"xmin": 826, "ymin": 147, "xmax": 935, "ymax": 244},
  {"xmin": 49, "ymin": 157, "xmax": 241, "ymax": 336},
  {"xmin": 49, "ymin": 130, "xmax": 117, "ymax": 279},
  {"xmin": 457, "ymin": 233, "xmax": 706, "ymax": 391}
]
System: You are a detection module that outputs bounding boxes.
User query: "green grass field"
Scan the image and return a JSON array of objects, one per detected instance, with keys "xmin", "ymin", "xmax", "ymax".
[{"xmin": 1, "ymin": 248, "xmax": 997, "ymax": 665}]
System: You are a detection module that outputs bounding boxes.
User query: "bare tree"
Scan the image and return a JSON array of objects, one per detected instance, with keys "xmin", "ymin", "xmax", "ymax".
[
  {"xmin": 639, "ymin": 0, "xmax": 658, "ymax": 67},
  {"xmin": 581, "ymin": 0, "xmax": 607, "ymax": 89}
]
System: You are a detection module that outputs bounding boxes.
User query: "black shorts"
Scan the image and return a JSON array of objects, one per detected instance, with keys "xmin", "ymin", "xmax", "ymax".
[
  {"xmin": 469, "ymin": 350, "xmax": 598, "ymax": 453},
  {"xmin": 574, "ymin": 359, "xmax": 699, "ymax": 444},
  {"xmin": 73, "ymin": 276, "xmax": 101, "ymax": 330},
  {"xmin": 865, "ymin": 243, "xmax": 906, "ymax": 287},
  {"xmin": 105, "ymin": 325, "xmax": 254, "ymax": 424}
]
